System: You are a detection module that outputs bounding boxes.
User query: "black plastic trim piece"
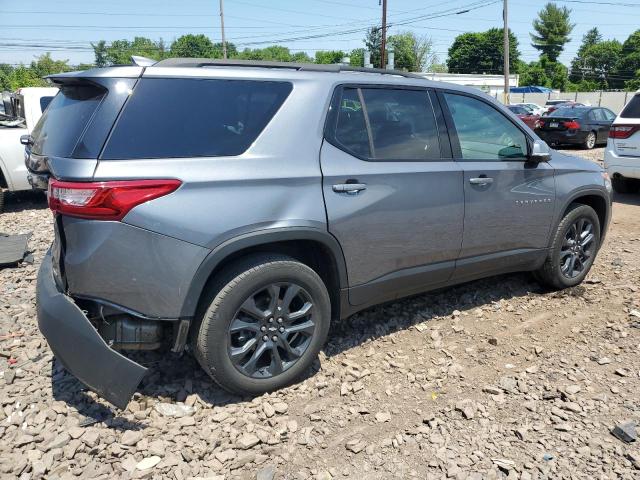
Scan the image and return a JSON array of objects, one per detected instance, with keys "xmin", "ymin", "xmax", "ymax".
[{"xmin": 179, "ymin": 227, "xmax": 349, "ymax": 319}]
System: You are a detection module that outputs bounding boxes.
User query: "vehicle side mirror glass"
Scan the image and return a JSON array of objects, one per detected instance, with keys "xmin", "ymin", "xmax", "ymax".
[{"xmin": 529, "ymin": 140, "xmax": 551, "ymax": 163}]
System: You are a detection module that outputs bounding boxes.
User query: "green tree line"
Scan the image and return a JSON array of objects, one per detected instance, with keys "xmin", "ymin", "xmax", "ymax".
[{"xmin": 2, "ymin": 2, "xmax": 640, "ymax": 92}]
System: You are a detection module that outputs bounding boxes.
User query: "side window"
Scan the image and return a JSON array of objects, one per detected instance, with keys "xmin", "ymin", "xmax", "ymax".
[
  {"xmin": 590, "ymin": 109, "xmax": 606, "ymax": 121},
  {"xmin": 334, "ymin": 88, "xmax": 370, "ymax": 158},
  {"xmin": 443, "ymin": 93, "xmax": 528, "ymax": 161},
  {"xmin": 603, "ymin": 109, "xmax": 616, "ymax": 121},
  {"xmin": 361, "ymin": 88, "xmax": 440, "ymax": 160}
]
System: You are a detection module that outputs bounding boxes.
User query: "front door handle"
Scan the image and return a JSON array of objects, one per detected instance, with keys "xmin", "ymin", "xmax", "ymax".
[
  {"xmin": 332, "ymin": 183, "xmax": 367, "ymax": 194},
  {"xmin": 469, "ymin": 177, "xmax": 494, "ymax": 185}
]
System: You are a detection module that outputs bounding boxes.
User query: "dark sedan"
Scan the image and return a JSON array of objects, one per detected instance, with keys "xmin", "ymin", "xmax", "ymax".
[{"xmin": 535, "ymin": 106, "xmax": 616, "ymax": 149}]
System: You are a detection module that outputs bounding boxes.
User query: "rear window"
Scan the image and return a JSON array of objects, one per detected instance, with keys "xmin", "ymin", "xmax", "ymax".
[
  {"xmin": 549, "ymin": 107, "xmax": 586, "ymax": 117},
  {"xmin": 102, "ymin": 78, "xmax": 292, "ymax": 159},
  {"xmin": 31, "ymin": 84, "xmax": 106, "ymax": 157},
  {"xmin": 620, "ymin": 95, "xmax": 640, "ymax": 119},
  {"xmin": 40, "ymin": 96, "xmax": 54, "ymax": 113}
]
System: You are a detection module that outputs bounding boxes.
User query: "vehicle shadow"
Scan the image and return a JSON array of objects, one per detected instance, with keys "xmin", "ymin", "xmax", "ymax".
[
  {"xmin": 51, "ymin": 358, "xmax": 145, "ymax": 431},
  {"xmin": 3, "ymin": 190, "xmax": 47, "ymax": 214},
  {"xmin": 51, "ymin": 271, "xmax": 546, "ymax": 418},
  {"xmin": 612, "ymin": 192, "xmax": 640, "ymax": 206},
  {"xmin": 324, "ymin": 271, "xmax": 545, "ymax": 357}
]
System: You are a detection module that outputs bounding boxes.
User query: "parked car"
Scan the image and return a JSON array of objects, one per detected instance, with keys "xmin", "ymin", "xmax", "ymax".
[
  {"xmin": 513, "ymin": 102, "xmax": 545, "ymax": 116},
  {"xmin": 28, "ymin": 59, "xmax": 612, "ymax": 409},
  {"xmin": 535, "ymin": 106, "xmax": 616, "ymax": 149},
  {"xmin": 507, "ymin": 105, "xmax": 540, "ymax": 129},
  {"xmin": 604, "ymin": 90, "xmax": 640, "ymax": 193},
  {"xmin": 544, "ymin": 99, "xmax": 578, "ymax": 114},
  {"xmin": 0, "ymin": 87, "xmax": 58, "ymax": 211}
]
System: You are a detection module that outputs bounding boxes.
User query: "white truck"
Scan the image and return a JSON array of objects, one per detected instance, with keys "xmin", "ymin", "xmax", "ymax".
[{"xmin": 0, "ymin": 87, "xmax": 58, "ymax": 212}]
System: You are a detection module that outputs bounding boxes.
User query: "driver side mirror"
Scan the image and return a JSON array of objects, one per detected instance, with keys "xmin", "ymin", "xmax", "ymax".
[{"xmin": 528, "ymin": 140, "xmax": 551, "ymax": 163}]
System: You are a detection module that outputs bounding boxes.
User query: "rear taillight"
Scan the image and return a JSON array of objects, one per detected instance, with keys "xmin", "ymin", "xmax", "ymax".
[
  {"xmin": 609, "ymin": 125, "xmax": 640, "ymax": 139},
  {"xmin": 563, "ymin": 120, "xmax": 581, "ymax": 130},
  {"xmin": 48, "ymin": 179, "xmax": 181, "ymax": 220}
]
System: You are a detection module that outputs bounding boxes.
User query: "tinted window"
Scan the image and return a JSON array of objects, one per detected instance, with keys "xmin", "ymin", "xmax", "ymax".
[
  {"xmin": 103, "ymin": 78, "xmax": 292, "ymax": 159},
  {"xmin": 550, "ymin": 107, "xmax": 587, "ymax": 117},
  {"xmin": 620, "ymin": 95, "xmax": 640, "ymax": 119},
  {"xmin": 334, "ymin": 88, "xmax": 370, "ymax": 157},
  {"xmin": 590, "ymin": 109, "xmax": 607, "ymax": 121},
  {"xmin": 508, "ymin": 106, "xmax": 527, "ymax": 115},
  {"xmin": 602, "ymin": 108, "xmax": 616, "ymax": 121},
  {"xmin": 39, "ymin": 96, "xmax": 54, "ymax": 113},
  {"xmin": 444, "ymin": 93, "xmax": 527, "ymax": 160},
  {"xmin": 31, "ymin": 84, "xmax": 106, "ymax": 157},
  {"xmin": 361, "ymin": 88, "xmax": 440, "ymax": 160}
]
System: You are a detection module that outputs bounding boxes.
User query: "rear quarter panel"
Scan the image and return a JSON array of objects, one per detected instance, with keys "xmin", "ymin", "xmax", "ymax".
[{"xmin": 93, "ymin": 76, "xmax": 331, "ymax": 249}]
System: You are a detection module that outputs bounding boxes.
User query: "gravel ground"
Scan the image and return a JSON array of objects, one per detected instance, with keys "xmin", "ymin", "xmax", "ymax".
[{"xmin": 2, "ymin": 148, "xmax": 640, "ymax": 480}]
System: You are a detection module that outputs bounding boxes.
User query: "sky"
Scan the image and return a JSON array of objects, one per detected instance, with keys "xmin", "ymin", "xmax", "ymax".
[{"xmin": 1, "ymin": 0, "xmax": 640, "ymax": 69}]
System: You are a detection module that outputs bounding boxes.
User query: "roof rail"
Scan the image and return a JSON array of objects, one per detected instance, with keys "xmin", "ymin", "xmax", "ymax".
[{"xmin": 151, "ymin": 58, "xmax": 426, "ymax": 80}]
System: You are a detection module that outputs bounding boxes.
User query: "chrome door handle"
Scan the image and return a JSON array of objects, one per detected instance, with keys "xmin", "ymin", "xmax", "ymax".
[
  {"xmin": 332, "ymin": 183, "xmax": 367, "ymax": 194},
  {"xmin": 469, "ymin": 177, "xmax": 494, "ymax": 185}
]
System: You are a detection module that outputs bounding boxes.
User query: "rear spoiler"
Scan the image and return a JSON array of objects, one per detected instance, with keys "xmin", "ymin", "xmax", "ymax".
[{"xmin": 46, "ymin": 66, "xmax": 143, "ymax": 85}]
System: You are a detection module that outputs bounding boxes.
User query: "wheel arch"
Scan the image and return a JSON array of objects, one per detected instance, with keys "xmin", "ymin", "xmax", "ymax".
[
  {"xmin": 557, "ymin": 189, "xmax": 610, "ymax": 244},
  {"xmin": 180, "ymin": 228, "xmax": 348, "ymax": 323}
]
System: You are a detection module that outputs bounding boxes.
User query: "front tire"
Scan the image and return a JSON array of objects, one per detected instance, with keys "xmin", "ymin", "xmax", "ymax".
[
  {"xmin": 535, "ymin": 204, "xmax": 600, "ymax": 290},
  {"xmin": 194, "ymin": 254, "xmax": 331, "ymax": 395}
]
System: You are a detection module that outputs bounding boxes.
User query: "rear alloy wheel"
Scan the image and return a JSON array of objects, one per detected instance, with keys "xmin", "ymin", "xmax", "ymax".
[
  {"xmin": 584, "ymin": 131, "xmax": 597, "ymax": 150},
  {"xmin": 194, "ymin": 254, "xmax": 330, "ymax": 395},
  {"xmin": 534, "ymin": 204, "xmax": 600, "ymax": 289}
]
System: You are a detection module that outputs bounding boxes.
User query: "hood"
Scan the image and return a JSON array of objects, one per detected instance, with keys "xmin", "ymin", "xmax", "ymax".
[{"xmin": 547, "ymin": 150, "xmax": 602, "ymax": 173}]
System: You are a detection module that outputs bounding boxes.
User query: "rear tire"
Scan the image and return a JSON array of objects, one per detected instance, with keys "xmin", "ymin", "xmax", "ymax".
[
  {"xmin": 534, "ymin": 204, "xmax": 600, "ymax": 290},
  {"xmin": 583, "ymin": 131, "xmax": 597, "ymax": 150},
  {"xmin": 612, "ymin": 175, "xmax": 638, "ymax": 194},
  {"xmin": 194, "ymin": 254, "xmax": 331, "ymax": 396}
]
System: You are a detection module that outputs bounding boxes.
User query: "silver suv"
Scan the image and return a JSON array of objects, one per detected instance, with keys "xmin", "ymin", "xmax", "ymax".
[{"xmin": 28, "ymin": 59, "xmax": 612, "ymax": 409}]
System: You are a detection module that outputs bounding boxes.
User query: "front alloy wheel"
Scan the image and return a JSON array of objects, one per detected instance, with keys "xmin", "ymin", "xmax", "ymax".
[
  {"xmin": 229, "ymin": 283, "xmax": 315, "ymax": 378},
  {"xmin": 559, "ymin": 218, "xmax": 595, "ymax": 279}
]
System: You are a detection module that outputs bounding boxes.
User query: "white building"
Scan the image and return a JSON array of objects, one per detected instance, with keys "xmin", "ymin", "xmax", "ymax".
[{"xmin": 416, "ymin": 72, "xmax": 519, "ymax": 95}]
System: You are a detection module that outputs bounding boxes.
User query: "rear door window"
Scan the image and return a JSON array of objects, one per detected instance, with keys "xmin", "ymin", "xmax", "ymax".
[
  {"xmin": 102, "ymin": 78, "xmax": 292, "ymax": 159},
  {"xmin": 31, "ymin": 84, "xmax": 106, "ymax": 157},
  {"xmin": 620, "ymin": 95, "xmax": 640, "ymax": 119},
  {"xmin": 329, "ymin": 86, "xmax": 441, "ymax": 161},
  {"xmin": 443, "ymin": 93, "xmax": 528, "ymax": 161}
]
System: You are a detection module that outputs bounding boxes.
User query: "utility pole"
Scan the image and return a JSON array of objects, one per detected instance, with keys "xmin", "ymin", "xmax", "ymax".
[
  {"xmin": 380, "ymin": 0, "xmax": 387, "ymax": 69},
  {"xmin": 220, "ymin": 0, "xmax": 227, "ymax": 59},
  {"xmin": 503, "ymin": 0, "xmax": 509, "ymax": 104}
]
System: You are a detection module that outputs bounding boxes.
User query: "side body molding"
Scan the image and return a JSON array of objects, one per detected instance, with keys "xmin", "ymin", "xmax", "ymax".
[{"xmin": 179, "ymin": 227, "xmax": 349, "ymax": 319}]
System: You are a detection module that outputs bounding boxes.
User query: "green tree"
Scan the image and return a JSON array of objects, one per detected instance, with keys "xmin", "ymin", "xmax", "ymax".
[
  {"xmin": 531, "ymin": 3, "xmax": 574, "ymax": 62},
  {"xmin": 364, "ymin": 26, "xmax": 383, "ymax": 68},
  {"xmin": 447, "ymin": 28, "xmax": 519, "ymax": 74},
  {"xmin": 518, "ymin": 55, "xmax": 569, "ymax": 90},
  {"xmin": 582, "ymin": 40, "xmax": 622, "ymax": 88},
  {"xmin": 569, "ymin": 27, "xmax": 602, "ymax": 82},
  {"xmin": 614, "ymin": 30, "xmax": 640, "ymax": 89},
  {"xmin": 92, "ymin": 40, "xmax": 108, "ymax": 67},
  {"xmin": 29, "ymin": 53, "xmax": 71, "ymax": 78},
  {"xmin": 170, "ymin": 34, "xmax": 215, "ymax": 58},
  {"xmin": 388, "ymin": 31, "xmax": 435, "ymax": 72},
  {"xmin": 349, "ymin": 48, "xmax": 364, "ymax": 67},
  {"xmin": 100, "ymin": 37, "xmax": 166, "ymax": 66},
  {"xmin": 315, "ymin": 50, "xmax": 345, "ymax": 64},
  {"xmin": 212, "ymin": 42, "xmax": 238, "ymax": 58},
  {"xmin": 236, "ymin": 46, "xmax": 312, "ymax": 63}
]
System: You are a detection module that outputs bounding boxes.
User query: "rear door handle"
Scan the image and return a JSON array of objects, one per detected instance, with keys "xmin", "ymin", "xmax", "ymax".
[
  {"xmin": 332, "ymin": 183, "xmax": 367, "ymax": 194},
  {"xmin": 469, "ymin": 177, "xmax": 494, "ymax": 185}
]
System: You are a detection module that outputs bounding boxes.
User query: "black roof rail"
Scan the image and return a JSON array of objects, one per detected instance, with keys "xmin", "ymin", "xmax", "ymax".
[{"xmin": 151, "ymin": 58, "xmax": 426, "ymax": 80}]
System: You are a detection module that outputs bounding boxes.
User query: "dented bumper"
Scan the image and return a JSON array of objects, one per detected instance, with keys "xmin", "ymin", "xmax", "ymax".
[{"xmin": 36, "ymin": 249, "xmax": 146, "ymax": 409}]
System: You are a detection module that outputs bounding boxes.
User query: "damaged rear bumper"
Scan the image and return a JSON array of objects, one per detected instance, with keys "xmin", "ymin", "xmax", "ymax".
[{"xmin": 37, "ymin": 249, "xmax": 147, "ymax": 409}]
